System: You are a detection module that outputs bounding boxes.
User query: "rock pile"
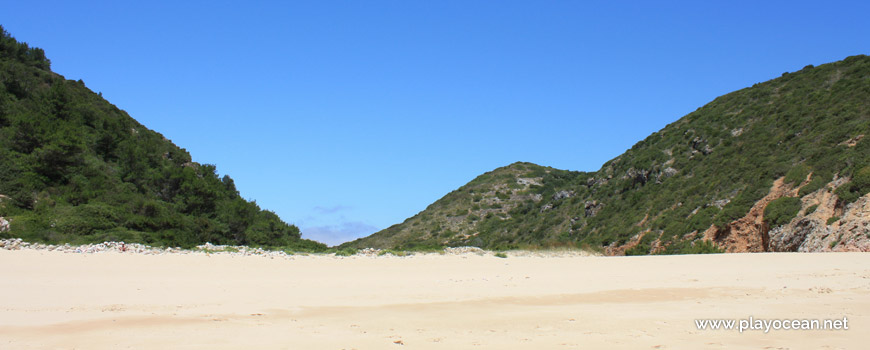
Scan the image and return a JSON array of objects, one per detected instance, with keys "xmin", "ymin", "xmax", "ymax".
[
  {"xmin": 0, "ymin": 238, "xmax": 296, "ymax": 258},
  {"xmin": 0, "ymin": 238, "xmax": 509, "ymax": 258},
  {"xmin": 443, "ymin": 246, "xmax": 487, "ymax": 255},
  {"xmin": 355, "ymin": 248, "xmax": 381, "ymax": 257}
]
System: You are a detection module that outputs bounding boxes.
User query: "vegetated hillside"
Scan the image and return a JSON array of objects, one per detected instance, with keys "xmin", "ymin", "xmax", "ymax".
[
  {"xmin": 343, "ymin": 55, "xmax": 870, "ymax": 254},
  {"xmin": 0, "ymin": 26, "xmax": 324, "ymax": 250}
]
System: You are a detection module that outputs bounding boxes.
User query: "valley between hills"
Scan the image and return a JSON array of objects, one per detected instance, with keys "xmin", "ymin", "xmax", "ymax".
[{"xmin": 2, "ymin": 26, "xmax": 869, "ymax": 255}]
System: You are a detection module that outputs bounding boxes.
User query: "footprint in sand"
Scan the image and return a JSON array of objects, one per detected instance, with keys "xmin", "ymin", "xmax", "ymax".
[{"xmin": 810, "ymin": 286, "xmax": 833, "ymax": 294}]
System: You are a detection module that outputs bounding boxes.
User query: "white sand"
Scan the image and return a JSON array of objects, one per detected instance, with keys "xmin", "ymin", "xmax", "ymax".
[{"xmin": 0, "ymin": 250, "xmax": 867, "ymax": 349}]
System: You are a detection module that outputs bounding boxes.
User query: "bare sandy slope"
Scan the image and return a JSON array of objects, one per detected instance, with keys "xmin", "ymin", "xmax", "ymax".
[{"xmin": 0, "ymin": 250, "xmax": 867, "ymax": 349}]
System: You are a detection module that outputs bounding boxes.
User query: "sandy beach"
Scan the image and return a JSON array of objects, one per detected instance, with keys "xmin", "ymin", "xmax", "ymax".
[{"xmin": 0, "ymin": 249, "xmax": 867, "ymax": 349}]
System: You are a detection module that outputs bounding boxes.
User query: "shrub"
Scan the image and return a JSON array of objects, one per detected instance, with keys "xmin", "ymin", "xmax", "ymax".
[
  {"xmin": 713, "ymin": 182, "xmax": 771, "ymax": 227},
  {"xmin": 805, "ymin": 204, "xmax": 819, "ymax": 215},
  {"xmin": 678, "ymin": 240, "xmax": 723, "ymax": 254},
  {"xmin": 835, "ymin": 165, "xmax": 870, "ymax": 205},
  {"xmin": 55, "ymin": 203, "xmax": 121, "ymax": 236},
  {"xmin": 784, "ymin": 164, "xmax": 811, "ymax": 184},
  {"xmin": 281, "ymin": 239, "xmax": 329, "ymax": 253},
  {"xmin": 625, "ymin": 233, "xmax": 656, "ymax": 256},
  {"xmin": 333, "ymin": 247, "xmax": 358, "ymax": 256},
  {"xmin": 378, "ymin": 249, "xmax": 408, "ymax": 257},
  {"xmin": 835, "ymin": 185, "xmax": 861, "ymax": 204},
  {"xmin": 764, "ymin": 197, "xmax": 802, "ymax": 227},
  {"xmin": 854, "ymin": 165, "xmax": 870, "ymax": 189},
  {"xmin": 827, "ymin": 216, "xmax": 840, "ymax": 225},
  {"xmin": 830, "ymin": 233, "xmax": 843, "ymax": 248},
  {"xmin": 798, "ymin": 176, "xmax": 827, "ymax": 197}
]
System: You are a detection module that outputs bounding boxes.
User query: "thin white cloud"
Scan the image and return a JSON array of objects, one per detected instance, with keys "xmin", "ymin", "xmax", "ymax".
[
  {"xmin": 302, "ymin": 221, "xmax": 378, "ymax": 247},
  {"xmin": 312, "ymin": 205, "xmax": 352, "ymax": 215}
]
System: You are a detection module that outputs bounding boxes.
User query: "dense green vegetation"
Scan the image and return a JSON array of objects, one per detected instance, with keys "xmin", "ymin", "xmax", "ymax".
[
  {"xmin": 764, "ymin": 197, "xmax": 802, "ymax": 227},
  {"xmin": 344, "ymin": 55, "xmax": 870, "ymax": 253},
  {"xmin": 0, "ymin": 26, "xmax": 325, "ymax": 250},
  {"xmin": 835, "ymin": 165, "xmax": 870, "ymax": 205}
]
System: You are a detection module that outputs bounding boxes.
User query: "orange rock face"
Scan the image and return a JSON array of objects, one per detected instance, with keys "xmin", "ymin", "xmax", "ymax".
[{"xmin": 705, "ymin": 177, "xmax": 800, "ymax": 253}]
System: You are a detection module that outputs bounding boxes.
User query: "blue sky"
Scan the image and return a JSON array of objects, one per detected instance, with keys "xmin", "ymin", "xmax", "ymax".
[{"xmin": 3, "ymin": 1, "xmax": 869, "ymax": 245}]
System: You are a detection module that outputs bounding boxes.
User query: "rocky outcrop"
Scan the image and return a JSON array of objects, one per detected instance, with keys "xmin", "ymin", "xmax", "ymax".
[
  {"xmin": 761, "ymin": 173, "xmax": 870, "ymax": 252},
  {"xmin": 623, "ymin": 168, "xmax": 652, "ymax": 186},
  {"xmin": 792, "ymin": 195, "xmax": 870, "ymax": 252},
  {"xmin": 690, "ymin": 136, "xmax": 713, "ymax": 156},
  {"xmin": 552, "ymin": 190, "xmax": 574, "ymax": 201},
  {"xmin": 768, "ymin": 218, "xmax": 822, "ymax": 251},
  {"xmin": 658, "ymin": 167, "xmax": 678, "ymax": 181},
  {"xmin": 712, "ymin": 175, "xmax": 870, "ymax": 253},
  {"xmin": 540, "ymin": 190, "xmax": 575, "ymax": 213},
  {"xmin": 584, "ymin": 200, "xmax": 602, "ymax": 218},
  {"xmin": 705, "ymin": 177, "xmax": 797, "ymax": 252},
  {"xmin": 840, "ymin": 134, "xmax": 864, "ymax": 147},
  {"xmin": 516, "ymin": 177, "xmax": 542, "ymax": 186}
]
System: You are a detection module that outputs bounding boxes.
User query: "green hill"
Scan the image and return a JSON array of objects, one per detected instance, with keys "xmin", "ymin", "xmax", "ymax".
[
  {"xmin": 343, "ymin": 55, "xmax": 870, "ymax": 254},
  {"xmin": 0, "ymin": 26, "xmax": 324, "ymax": 250}
]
